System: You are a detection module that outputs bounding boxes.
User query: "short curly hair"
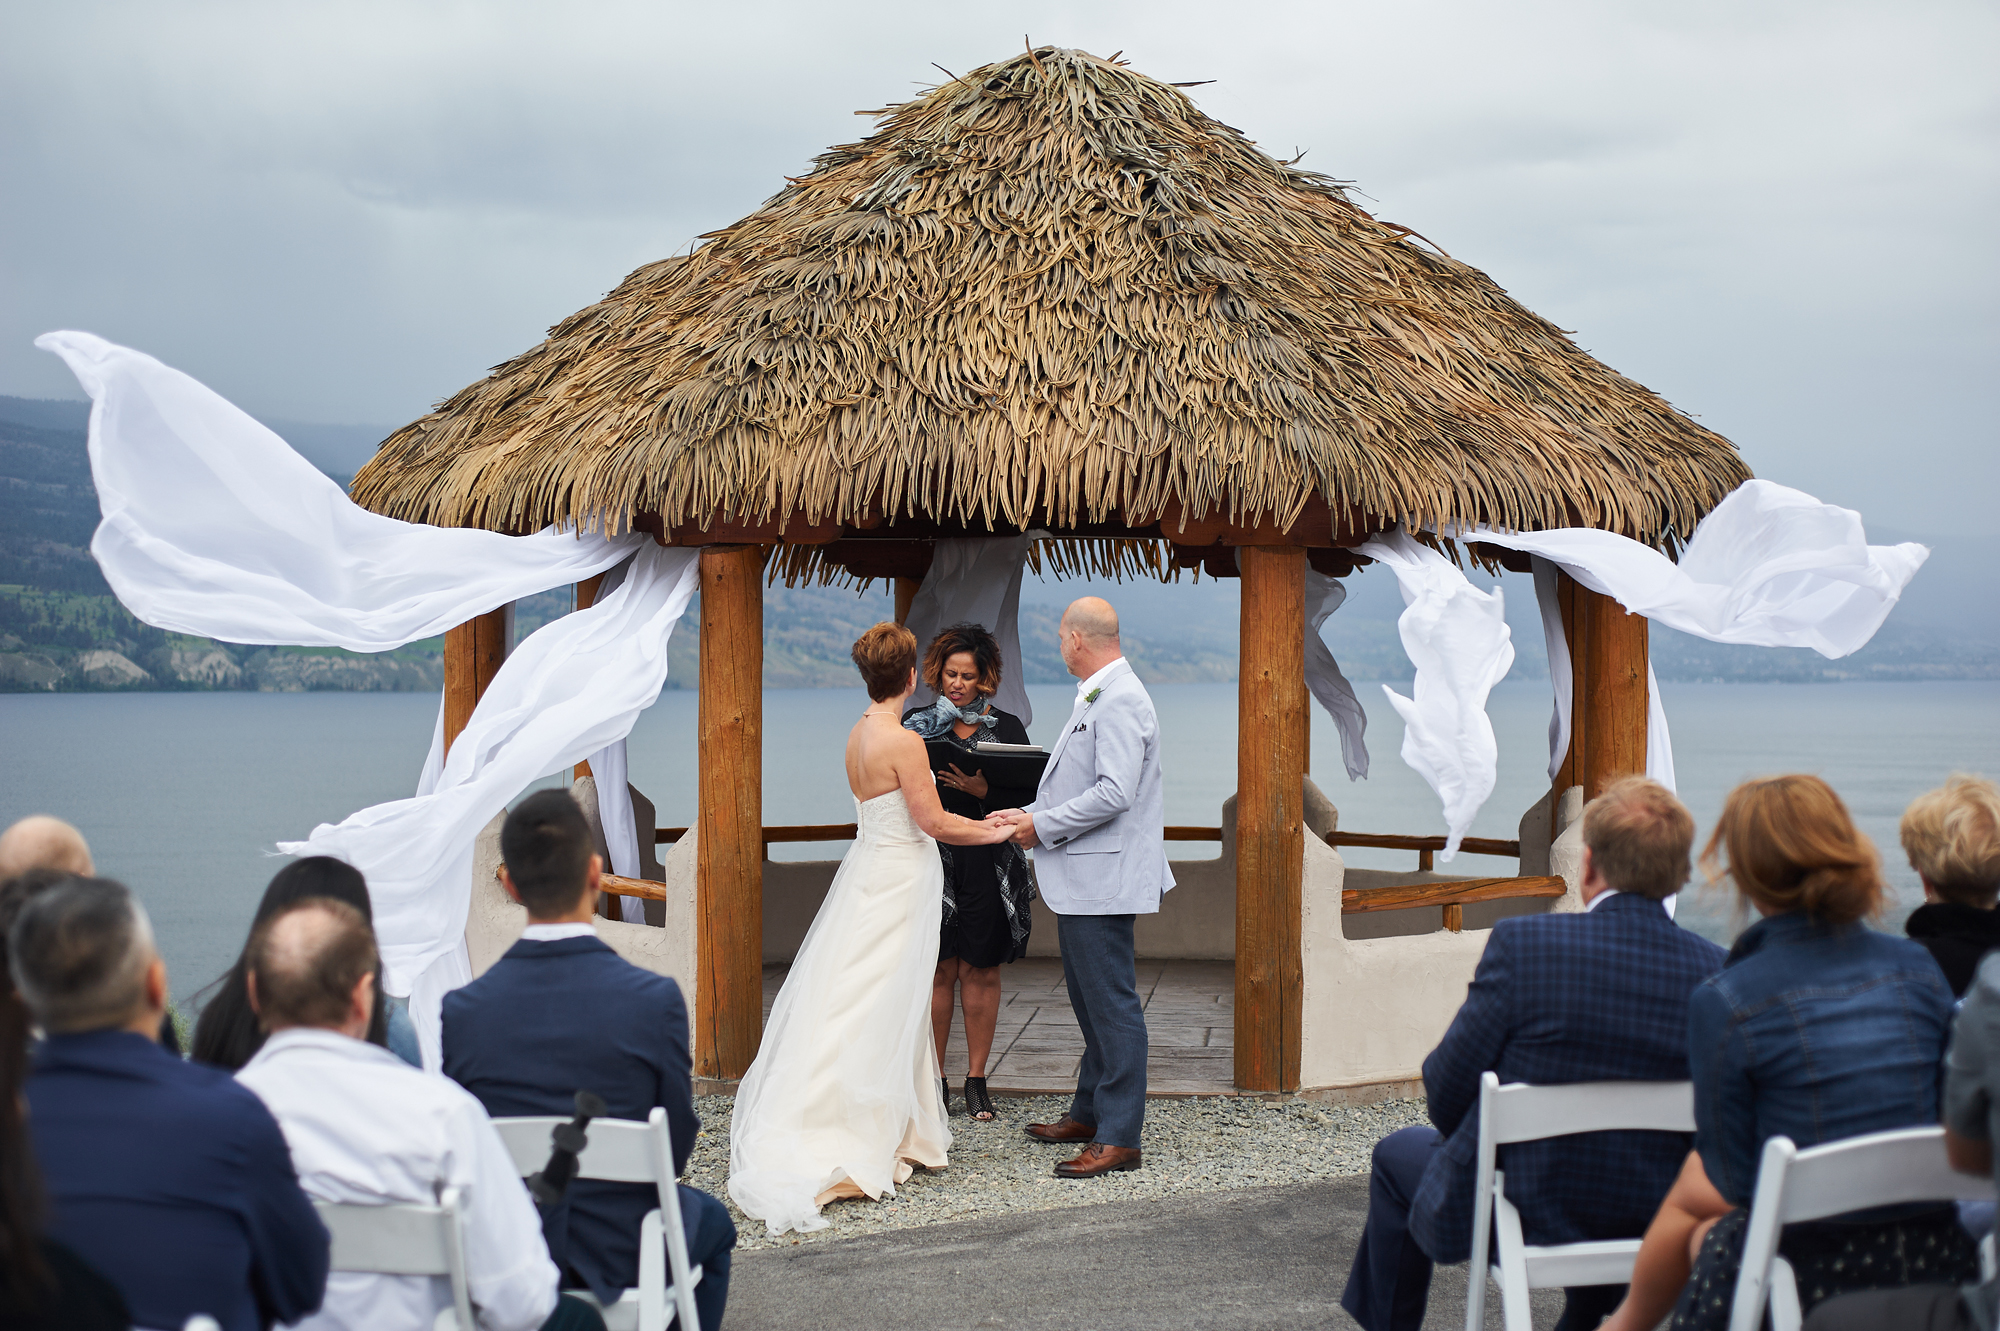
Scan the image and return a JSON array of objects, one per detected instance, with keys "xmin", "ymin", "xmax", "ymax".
[
  {"xmin": 921, "ymin": 622, "xmax": 1003, "ymax": 697},
  {"xmin": 851, "ymin": 621, "xmax": 918, "ymax": 701}
]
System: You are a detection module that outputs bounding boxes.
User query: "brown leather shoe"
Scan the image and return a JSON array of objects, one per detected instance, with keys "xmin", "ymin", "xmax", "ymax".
[
  {"xmin": 1055, "ymin": 1143, "xmax": 1142, "ymax": 1178},
  {"xmin": 1024, "ymin": 1114, "xmax": 1096, "ymax": 1144}
]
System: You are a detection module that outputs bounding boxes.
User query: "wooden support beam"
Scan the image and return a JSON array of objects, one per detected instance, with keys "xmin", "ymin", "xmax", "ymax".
[
  {"xmin": 1341, "ymin": 875, "xmax": 1567, "ymax": 914},
  {"xmin": 573, "ymin": 574, "xmax": 607, "ymax": 785},
  {"xmin": 1235, "ymin": 545, "xmax": 1306, "ymax": 1093},
  {"xmin": 443, "ymin": 606, "xmax": 509, "ymax": 758},
  {"xmin": 893, "ymin": 577, "xmax": 920, "ymax": 626},
  {"xmin": 695, "ymin": 545, "xmax": 764, "ymax": 1080},
  {"xmin": 1572, "ymin": 581, "xmax": 1649, "ymax": 801}
]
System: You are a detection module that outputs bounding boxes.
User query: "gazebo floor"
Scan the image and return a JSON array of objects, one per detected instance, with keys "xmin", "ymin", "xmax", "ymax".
[{"xmin": 761, "ymin": 958, "xmax": 1239, "ymax": 1097}]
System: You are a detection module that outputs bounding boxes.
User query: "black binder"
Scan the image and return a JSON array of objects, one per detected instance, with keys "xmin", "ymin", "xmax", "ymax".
[{"xmin": 923, "ymin": 738, "xmax": 1049, "ymax": 789}]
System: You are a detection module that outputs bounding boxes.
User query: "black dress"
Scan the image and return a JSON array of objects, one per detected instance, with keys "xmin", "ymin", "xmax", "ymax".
[{"xmin": 923, "ymin": 706, "xmax": 1036, "ymax": 968}]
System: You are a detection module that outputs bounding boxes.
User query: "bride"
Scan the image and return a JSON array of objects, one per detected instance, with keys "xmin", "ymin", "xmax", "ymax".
[{"xmin": 728, "ymin": 621, "xmax": 1016, "ymax": 1234}]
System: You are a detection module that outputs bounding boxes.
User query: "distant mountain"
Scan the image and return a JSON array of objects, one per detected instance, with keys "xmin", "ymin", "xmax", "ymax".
[{"xmin": 3, "ymin": 393, "xmax": 1988, "ymax": 690}]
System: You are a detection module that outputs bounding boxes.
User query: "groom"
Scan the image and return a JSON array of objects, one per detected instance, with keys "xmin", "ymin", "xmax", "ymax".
[{"xmin": 991, "ymin": 596, "xmax": 1173, "ymax": 1179}]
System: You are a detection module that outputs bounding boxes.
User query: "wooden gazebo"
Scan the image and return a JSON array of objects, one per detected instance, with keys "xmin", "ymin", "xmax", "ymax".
[{"xmin": 353, "ymin": 48, "xmax": 1750, "ymax": 1094}]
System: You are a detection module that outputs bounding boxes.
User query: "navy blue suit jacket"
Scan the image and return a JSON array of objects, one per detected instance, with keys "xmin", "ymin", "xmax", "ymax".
[
  {"xmin": 443, "ymin": 936, "xmax": 699, "ymax": 1303},
  {"xmin": 1409, "ymin": 893, "xmax": 1728, "ymax": 1264},
  {"xmin": 25, "ymin": 1030, "xmax": 329, "ymax": 1331}
]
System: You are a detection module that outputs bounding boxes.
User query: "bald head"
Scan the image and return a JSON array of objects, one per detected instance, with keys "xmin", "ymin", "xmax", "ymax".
[
  {"xmin": 246, "ymin": 898, "xmax": 377, "ymax": 1035},
  {"xmin": 1057, "ymin": 597, "xmax": 1124, "ymax": 681},
  {"xmin": 1061, "ymin": 597, "xmax": 1120, "ymax": 645},
  {"xmin": 0, "ymin": 815, "xmax": 94, "ymax": 881}
]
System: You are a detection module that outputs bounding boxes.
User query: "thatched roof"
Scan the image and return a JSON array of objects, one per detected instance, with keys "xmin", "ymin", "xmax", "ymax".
[{"xmin": 351, "ymin": 46, "xmax": 1749, "ymax": 548}]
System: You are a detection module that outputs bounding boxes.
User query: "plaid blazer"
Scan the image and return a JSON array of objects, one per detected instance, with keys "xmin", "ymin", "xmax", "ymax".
[{"xmin": 1408, "ymin": 892, "xmax": 1727, "ymax": 1264}]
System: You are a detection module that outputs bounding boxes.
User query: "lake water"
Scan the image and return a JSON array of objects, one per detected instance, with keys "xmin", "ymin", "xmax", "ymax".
[{"xmin": 5, "ymin": 679, "xmax": 1998, "ymax": 1004}]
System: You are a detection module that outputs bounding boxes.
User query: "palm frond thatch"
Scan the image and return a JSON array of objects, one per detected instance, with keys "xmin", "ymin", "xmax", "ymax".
[{"xmin": 351, "ymin": 47, "xmax": 1750, "ymax": 548}]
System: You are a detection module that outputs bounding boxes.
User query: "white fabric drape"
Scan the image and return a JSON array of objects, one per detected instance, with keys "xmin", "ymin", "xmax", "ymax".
[
  {"xmin": 35, "ymin": 332, "xmax": 642, "ymax": 647},
  {"xmin": 1303, "ymin": 568, "xmax": 1370, "ymax": 780},
  {"xmin": 1356, "ymin": 531, "xmax": 1515, "ymax": 859},
  {"xmin": 902, "ymin": 536, "xmax": 1032, "ymax": 725},
  {"xmin": 279, "ymin": 543, "xmax": 699, "ymax": 1067},
  {"xmin": 1457, "ymin": 481, "xmax": 1927, "ymax": 657},
  {"xmin": 41, "ymin": 331, "xmax": 699, "ymax": 1069},
  {"xmin": 587, "ymin": 737, "xmax": 649, "ymax": 924}
]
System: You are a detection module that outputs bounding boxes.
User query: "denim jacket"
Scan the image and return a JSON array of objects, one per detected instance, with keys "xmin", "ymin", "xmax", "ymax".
[{"xmin": 1689, "ymin": 910, "xmax": 1954, "ymax": 1206}]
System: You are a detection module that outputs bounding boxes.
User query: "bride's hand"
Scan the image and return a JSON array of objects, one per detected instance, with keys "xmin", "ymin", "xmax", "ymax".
[{"xmin": 975, "ymin": 817, "xmax": 1017, "ymax": 844}]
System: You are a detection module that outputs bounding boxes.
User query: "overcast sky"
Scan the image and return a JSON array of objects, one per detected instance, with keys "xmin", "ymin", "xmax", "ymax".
[{"xmin": 3, "ymin": 0, "xmax": 1993, "ymax": 535}]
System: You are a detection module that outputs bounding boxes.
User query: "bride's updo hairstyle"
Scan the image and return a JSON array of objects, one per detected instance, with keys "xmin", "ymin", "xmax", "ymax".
[
  {"xmin": 1699, "ymin": 774, "xmax": 1885, "ymax": 925},
  {"xmin": 852, "ymin": 621, "xmax": 918, "ymax": 701},
  {"xmin": 922, "ymin": 622, "xmax": 1002, "ymax": 697}
]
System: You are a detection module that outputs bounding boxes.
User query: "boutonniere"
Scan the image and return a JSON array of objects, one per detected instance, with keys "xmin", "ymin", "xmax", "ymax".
[{"xmin": 1085, "ymin": 687, "xmax": 1102, "ymax": 704}]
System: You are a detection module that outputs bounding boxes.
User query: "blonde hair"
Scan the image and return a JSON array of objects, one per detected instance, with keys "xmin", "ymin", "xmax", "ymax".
[
  {"xmin": 1582, "ymin": 776, "xmax": 1695, "ymax": 900},
  {"xmin": 1700, "ymin": 775, "xmax": 1884, "ymax": 926},
  {"xmin": 1900, "ymin": 774, "xmax": 2000, "ymax": 907}
]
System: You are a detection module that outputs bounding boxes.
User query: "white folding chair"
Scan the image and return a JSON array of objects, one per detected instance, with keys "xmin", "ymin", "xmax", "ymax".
[
  {"xmin": 492, "ymin": 1108, "xmax": 703, "ymax": 1331},
  {"xmin": 315, "ymin": 1186, "xmax": 475, "ymax": 1331},
  {"xmin": 1466, "ymin": 1071, "xmax": 1696, "ymax": 1331},
  {"xmin": 1727, "ymin": 1127, "xmax": 1997, "ymax": 1331}
]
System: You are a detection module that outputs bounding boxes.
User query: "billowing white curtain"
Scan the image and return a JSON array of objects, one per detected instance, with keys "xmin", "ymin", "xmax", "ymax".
[
  {"xmin": 1355, "ymin": 531, "xmax": 1516, "ymax": 858},
  {"xmin": 35, "ymin": 332, "xmax": 642, "ymax": 646},
  {"xmin": 282, "ymin": 544, "xmax": 698, "ymax": 1067},
  {"xmin": 902, "ymin": 536, "xmax": 1033, "ymax": 725},
  {"xmin": 1303, "ymin": 569, "xmax": 1370, "ymax": 780},
  {"xmin": 40, "ymin": 331, "xmax": 698, "ymax": 1066}
]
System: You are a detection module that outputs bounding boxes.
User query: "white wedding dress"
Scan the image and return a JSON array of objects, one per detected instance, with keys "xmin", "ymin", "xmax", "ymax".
[{"xmin": 727, "ymin": 789, "xmax": 952, "ymax": 1234}]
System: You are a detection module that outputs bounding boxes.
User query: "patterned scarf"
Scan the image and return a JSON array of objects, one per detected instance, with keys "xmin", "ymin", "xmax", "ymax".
[{"xmin": 900, "ymin": 694, "xmax": 999, "ymax": 740}]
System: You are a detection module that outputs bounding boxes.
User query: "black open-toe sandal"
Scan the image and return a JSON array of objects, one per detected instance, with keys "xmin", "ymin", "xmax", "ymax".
[
  {"xmin": 940, "ymin": 1077, "xmax": 953, "ymax": 1118},
  {"xmin": 964, "ymin": 1076, "xmax": 996, "ymax": 1121}
]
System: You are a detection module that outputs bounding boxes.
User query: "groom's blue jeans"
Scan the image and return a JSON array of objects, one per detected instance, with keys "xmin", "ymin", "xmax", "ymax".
[{"xmin": 1057, "ymin": 912, "xmax": 1147, "ymax": 1149}]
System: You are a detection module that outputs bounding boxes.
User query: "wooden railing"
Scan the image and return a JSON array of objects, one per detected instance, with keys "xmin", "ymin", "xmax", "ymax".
[
  {"xmin": 633, "ymin": 825, "xmax": 1560, "ymax": 933},
  {"xmin": 1325, "ymin": 831, "xmax": 1521, "ymax": 872}
]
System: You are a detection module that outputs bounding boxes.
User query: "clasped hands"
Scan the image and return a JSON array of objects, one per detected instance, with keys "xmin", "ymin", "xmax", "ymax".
[{"xmin": 984, "ymin": 808, "xmax": 1038, "ymax": 847}]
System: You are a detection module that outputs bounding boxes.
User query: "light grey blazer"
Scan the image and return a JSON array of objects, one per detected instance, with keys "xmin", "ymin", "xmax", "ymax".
[{"xmin": 1026, "ymin": 658, "xmax": 1175, "ymax": 916}]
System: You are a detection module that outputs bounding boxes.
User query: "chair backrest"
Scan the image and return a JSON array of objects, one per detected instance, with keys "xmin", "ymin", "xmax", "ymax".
[
  {"xmin": 1485, "ymin": 1077, "xmax": 1697, "ymax": 1145},
  {"xmin": 489, "ymin": 1114, "xmax": 662, "ymax": 1184},
  {"xmin": 1729, "ymin": 1128, "xmax": 1998, "ymax": 1331},
  {"xmin": 1769, "ymin": 1127, "xmax": 1995, "ymax": 1223},
  {"xmin": 1467, "ymin": 1073, "xmax": 1697, "ymax": 1331},
  {"xmin": 491, "ymin": 1107, "xmax": 701, "ymax": 1331},
  {"xmin": 314, "ymin": 1186, "xmax": 474, "ymax": 1331}
]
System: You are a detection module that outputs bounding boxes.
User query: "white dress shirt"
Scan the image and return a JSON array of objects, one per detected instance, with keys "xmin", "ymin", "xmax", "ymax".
[
  {"xmin": 520, "ymin": 922, "xmax": 597, "ymax": 942},
  {"xmin": 1073, "ymin": 656, "xmax": 1126, "ymax": 703},
  {"xmin": 1584, "ymin": 888, "xmax": 1623, "ymax": 912},
  {"xmin": 238, "ymin": 1028, "xmax": 557, "ymax": 1331}
]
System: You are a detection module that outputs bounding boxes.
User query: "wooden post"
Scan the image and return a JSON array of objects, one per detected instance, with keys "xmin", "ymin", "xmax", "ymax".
[
  {"xmin": 1235, "ymin": 545, "xmax": 1306, "ymax": 1093},
  {"xmin": 1559, "ymin": 575, "xmax": 1649, "ymax": 802},
  {"xmin": 573, "ymin": 574, "xmax": 608, "ymax": 783},
  {"xmin": 696, "ymin": 546, "xmax": 764, "ymax": 1080},
  {"xmin": 893, "ymin": 577, "xmax": 920, "ymax": 626},
  {"xmin": 443, "ymin": 606, "xmax": 509, "ymax": 757}
]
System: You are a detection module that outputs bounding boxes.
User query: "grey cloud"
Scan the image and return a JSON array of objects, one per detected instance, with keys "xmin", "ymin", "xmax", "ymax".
[{"xmin": 1, "ymin": 0, "xmax": 1993, "ymax": 535}]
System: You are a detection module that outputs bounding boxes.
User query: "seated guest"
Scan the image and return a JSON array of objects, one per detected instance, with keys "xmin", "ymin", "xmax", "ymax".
[
  {"xmin": 1341, "ymin": 777, "xmax": 1728, "ymax": 1331},
  {"xmin": 1800, "ymin": 950, "xmax": 2000, "ymax": 1329},
  {"xmin": 445, "ymin": 790, "xmax": 736, "ymax": 1331},
  {"xmin": 0, "ymin": 874, "xmax": 127, "ymax": 1331},
  {"xmin": 0, "ymin": 815, "xmax": 94, "ymax": 881},
  {"xmin": 236, "ymin": 897, "xmax": 599, "ymax": 1331},
  {"xmin": 1900, "ymin": 774, "xmax": 2000, "ymax": 997},
  {"xmin": 1600, "ymin": 775, "xmax": 1976, "ymax": 1331},
  {"xmin": 192, "ymin": 856, "xmax": 421, "ymax": 1068},
  {"xmin": 10, "ymin": 876, "xmax": 328, "ymax": 1331}
]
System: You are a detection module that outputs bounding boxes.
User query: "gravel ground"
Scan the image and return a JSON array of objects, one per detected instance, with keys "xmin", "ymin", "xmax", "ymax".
[{"xmin": 683, "ymin": 1092, "xmax": 1430, "ymax": 1251}]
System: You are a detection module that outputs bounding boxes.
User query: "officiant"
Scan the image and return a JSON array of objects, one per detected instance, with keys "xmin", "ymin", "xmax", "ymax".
[{"xmin": 902, "ymin": 622, "xmax": 1038, "ymax": 1123}]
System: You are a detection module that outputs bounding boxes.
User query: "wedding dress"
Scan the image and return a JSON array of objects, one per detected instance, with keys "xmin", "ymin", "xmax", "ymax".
[{"xmin": 727, "ymin": 789, "xmax": 951, "ymax": 1234}]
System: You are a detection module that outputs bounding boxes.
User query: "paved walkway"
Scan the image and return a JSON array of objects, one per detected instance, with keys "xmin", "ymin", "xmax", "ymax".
[
  {"xmin": 765, "ymin": 958, "xmax": 1238, "ymax": 1095},
  {"xmin": 727, "ymin": 1173, "xmax": 1567, "ymax": 1330}
]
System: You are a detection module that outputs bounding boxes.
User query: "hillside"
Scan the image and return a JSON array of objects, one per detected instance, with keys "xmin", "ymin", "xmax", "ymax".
[{"xmin": 4, "ymin": 393, "xmax": 1992, "ymax": 692}]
